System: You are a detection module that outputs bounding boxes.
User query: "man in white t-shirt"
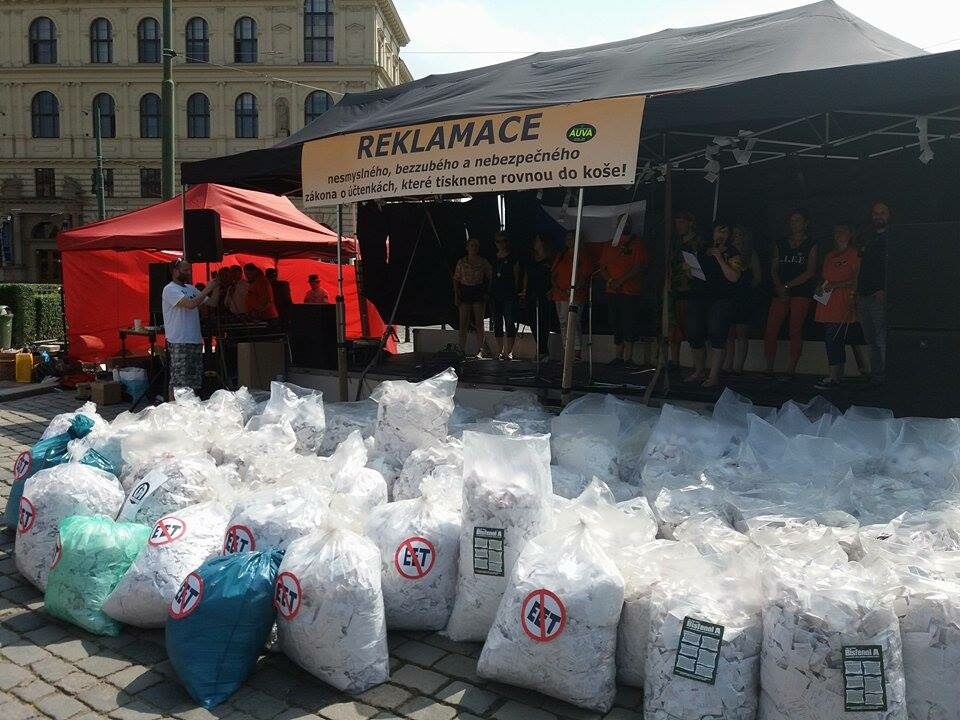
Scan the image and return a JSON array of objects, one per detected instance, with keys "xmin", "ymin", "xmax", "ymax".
[{"xmin": 161, "ymin": 259, "xmax": 218, "ymax": 398}]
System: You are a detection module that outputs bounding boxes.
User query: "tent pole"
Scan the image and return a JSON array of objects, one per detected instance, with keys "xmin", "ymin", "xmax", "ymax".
[
  {"xmin": 336, "ymin": 204, "xmax": 348, "ymax": 402},
  {"xmin": 643, "ymin": 163, "xmax": 672, "ymax": 406},
  {"xmin": 560, "ymin": 187, "xmax": 585, "ymax": 404},
  {"xmin": 712, "ymin": 174, "xmax": 721, "ymax": 221}
]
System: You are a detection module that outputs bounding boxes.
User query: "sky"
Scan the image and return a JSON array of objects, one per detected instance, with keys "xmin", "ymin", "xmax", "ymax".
[{"xmin": 394, "ymin": 0, "xmax": 960, "ymax": 78}]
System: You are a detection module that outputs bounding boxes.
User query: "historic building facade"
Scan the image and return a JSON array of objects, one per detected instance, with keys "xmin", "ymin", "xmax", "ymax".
[{"xmin": 0, "ymin": 0, "xmax": 410, "ymax": 281}]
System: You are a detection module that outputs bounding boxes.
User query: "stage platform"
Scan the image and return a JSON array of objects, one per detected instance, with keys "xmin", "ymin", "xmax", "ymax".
[{"xmin": 289, "ymin": 351, "xmax": 888, "ymax": 412}]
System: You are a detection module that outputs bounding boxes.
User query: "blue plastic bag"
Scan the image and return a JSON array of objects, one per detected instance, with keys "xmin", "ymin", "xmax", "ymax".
[
  {"xmin": 165, "ymin": 549, "xmax": 283, "ymax": 709},
  {"xmin": 3, "ymin": 415, "xmax": 110, "ymax": 529}
]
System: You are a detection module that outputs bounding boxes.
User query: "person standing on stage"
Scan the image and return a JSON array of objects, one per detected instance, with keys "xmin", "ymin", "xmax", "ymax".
[
  {"xmin": 723, "ymin": 225, "xmax": 762, "ymax": 374},
  {"xmin": 764, "ymin": 209, "xmax": 819, "ymax": 376},
  {"xmin": 684, "ymin": 222, "xmax": 743, "ymax": 388},
  {"xmin": 161, "ymin": 258, "xmax": 218, "ymax": 398},
  {"xmin": 521, "ymin": 235, "xmax": 553, "ymax": 363},
  {"xmin": 669, "ymin": 211, "xmax": 700, "ymax": 368},
  {"xmin": 224, "ymin": 265, "xmax": 248, "ymax": 316},
  {"xmin": 303, "ymin": 274, "xmax": 330, "ymax": 304},
  {"xmin": 600, "ymin": 216, "xmax": 649, "ymax": 366},
  {"xmin": 243, "ymin": 263, "xmax": 279, "ymax": 322},
  {"xmin": 453, "ymin": 237, "xmax": 493, "ymax": 357},
  {"xmin": 814, "ymin": 222, "xmax": 860, "ymax": 390},
  {"xmin": 265, "ymin": 267, "xmax": 293, "ymax": 324},
  {"xmin": 551, "ymin": 229, "xmax": 590, "ymax": 361},
  {"xmin": 490, "ymin": 232, "xmax": 521, "ymax": 360},
  {"xmin": 856, "ymin": 201, "xmax": 890, "ymax": 385}
]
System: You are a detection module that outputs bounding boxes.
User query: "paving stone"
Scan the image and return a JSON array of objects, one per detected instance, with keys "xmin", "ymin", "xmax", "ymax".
[
  {"xmin": 23, "ymin": 623, "xmax": 71, "ymax": 646},
  {"xmin": 171, "ymin": 706, "xmax": 221, "ymax": 720},
  {"xmin": 0, "ymin": 625, "xmax": 19, "ymax": 645},
  {"xmin": 316, "ymin": 701, "xmax": 379, "ymax": 720},
  {"xmin": 286, "ymin": 680, "xmax": 339, "ymax": 710},
  {"xmin": 11, "ymin": 678, "xmax": 56, "ymax": 703},
  {"xmin": 485, "ymin": 682, "xmax": 551, "ymax": 707},
  {"xmin": 78, "ymin": 683, "xmax": 127, "ymax": 713},
  {"xmin": 396, "ymin": 697, "xmax": 457, "ymax": 720},
  {"xmin": 47, "ymin": 638, "xmax": 99, "ymax": 662},
  {"xmin": 431, "ymin": 654, "xmax": 481, "ymax": 685},
  {"xmin": 107, "ymin": 698, "xmax": 163, "ymax": 720},
  {"xmin": 2, "ymin": 586, "xmax": 44, "ymax": 605},
  {"xmin": 390, "ymin": 665, "xmax": 448, "ymax": 695},
  {"xmin": 493, "ymin": 700, "xmax": 558, "ymax": 720},
  {"xmin": 34, "ymin": 690, "xmax": 90, "ymax": 720},
  {"xmin": 2, "ymin": 641, "xmax": 53, "ymax": 666},
  {"xmin": 246, "ymin": 665, "xmax": 299, "ymax": 699},
  {"xmin": 119, "ymin": 642, "xmax": 166, "ymax": 666},
  {"xmin": 357, "ymin": 683, "xmax": 412, "ymax": 711},
  {"xmin": 419, "ymin": 635, "xmax": 482, "ymax": 659},
  {"xmin": 550, "ymin": 701, "xmax": 602, "ymax": 720},
  {"xmin": 0, "ymin": 660, "xmax": 33, "ymax": 690},
  {"xmin": 1, "ymin": 695, "xmax": 40, "ymax": 720},
  {"xmin": 272, "ymin": 710, "xmax": 322, "ymax": 720},
  {"xmin": 76, "ymin": 654, "xmax": 132, "ymax": 678},
  {"xmin": 54, "ymin": 671, "xmax": 99, "ymax": 694},
  {"xmin": 31, "ymin": 655, "xmax": 78, "ymax": 683},
  {"xmin": 433, "ymin": 681, "xmax": 497, "ymax": 715},
  {"xmin": 602, "ymin": 710, "xmax": 643, "ymax": 720},
  {"xmin": 390, "ymin": 641, "xmax": 447, "ymax": 667},
  {"xmin": 105, "ymin": 665, "xmax": 164, "ymax": 695},
  {"xmin": 229, "ymin": 687, "xmax": 289, "ymax": 719},
  {"xmin": 133, "ymin": 679, "xmax": 193, "ymax": 713}
]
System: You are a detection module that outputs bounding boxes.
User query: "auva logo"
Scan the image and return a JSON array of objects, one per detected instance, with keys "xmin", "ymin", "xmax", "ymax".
[{"xmin": 566, "ymin": 123, "xmax": 597, "ymax": 143}]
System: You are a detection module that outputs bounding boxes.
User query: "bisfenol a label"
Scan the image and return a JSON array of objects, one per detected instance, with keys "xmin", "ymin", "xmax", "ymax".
[
  {"xmin": 473, "ymin": 526, "xmax": 504, "ymax": 576},
  {"xmin": 673, "ymin": 617, "xmax": 724, "ymax": 684},
  {"xmin": 843, "ymin": 645, "xmax": 887, "ymax": 712}
]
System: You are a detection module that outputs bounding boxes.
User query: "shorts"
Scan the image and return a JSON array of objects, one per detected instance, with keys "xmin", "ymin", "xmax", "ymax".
[{"xmin": 168, "ymin": 343, "xmax": 204, "ymax": 390}]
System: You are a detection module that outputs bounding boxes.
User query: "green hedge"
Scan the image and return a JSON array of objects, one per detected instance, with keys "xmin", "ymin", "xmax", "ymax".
[{"xmin": 0, "ymin": 284, "xmax": 63, "ymax": 347}]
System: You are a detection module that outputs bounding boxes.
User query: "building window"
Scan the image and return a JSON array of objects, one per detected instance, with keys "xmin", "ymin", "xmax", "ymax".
[
  {"xmin": 304, "ymin": 90, "xmax": 332, "ymax": 125},
  {"xmin": 92, "ymin": 93, "xmax": 116, "ymax": 138},
  {"xmin": 234, "ymin": 17, "xmax": 258, "ymax": 63},
  {"xmin": 36, "ymin": 249, "xmax": 62, "ymax": 283},
  {"xmin": 31, "ymin": 91, "xmax": 60, "ymax": 138},
  {"xmin": 140, "ymin": 93, "xmax": 161, "ymax": 138},
  {"xmin": 138, "ymin": 18, "xmax": 161, "ymax": 63},
  {"xmin": 90, "ymin": 168, "xmax": 115, "ymax": 198},
  {"xmin": 235, "ymin": 93, "xmax": 258, "ymax": 138},
  {"xmin": 304, "ymin": 0, "xmax": 333, "ymax": 63},
  {"xmin": 35, "ymin": 169, "xmax": 56, "ymax": 198},
  {"xmin": 187, "ymin": 93, "xmax": 211, "ymax": 138},
  {"xmin": 140, "ymin": 168, "xmax": 161, "ymax": 198},
  {"xmin": 29, "ymin": 17, "xmax": 57, "ymax": 64},
  {"xmin": 185, "ymin": 17, "xmax": 209, "ymax": 63},
  {"xmin": 90, "ymin": 18, "xmax": 113, "ymax": 63}
]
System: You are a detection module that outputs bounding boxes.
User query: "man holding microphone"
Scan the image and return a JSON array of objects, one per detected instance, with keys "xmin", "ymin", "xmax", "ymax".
[{"xmin": 161, "ymin": 258, "xmax": 218, "ymax": 398}]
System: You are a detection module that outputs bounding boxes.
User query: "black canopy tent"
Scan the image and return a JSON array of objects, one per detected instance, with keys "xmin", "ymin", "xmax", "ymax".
[{"xmin": 181, "ymin": 1, "xmax": 960, "ymax": 411}]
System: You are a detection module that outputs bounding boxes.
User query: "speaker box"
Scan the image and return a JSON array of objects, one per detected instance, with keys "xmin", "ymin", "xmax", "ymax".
[
  {"xmin": 148, "ymin": 262, "xmax": 170, "ymax": 326},
  {"xmin": 886, "ymin": 222, "xmax": 960, "ymax": 331},
  {"xmin": 287, "ymin": 303, "xmax": 338, "ymax": 369},
  {"xmin": 885, "ymin": 329, "xmax": 960, "ymax": 417},
  {"xmin": 183, "ymin": 209, "xmax": 223, "ymax": 263}
]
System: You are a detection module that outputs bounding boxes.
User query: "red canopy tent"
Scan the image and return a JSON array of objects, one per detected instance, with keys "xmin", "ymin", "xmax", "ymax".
[{"xmin": 56, "ymin": 183, "xmax": 390, "ymax": 361}]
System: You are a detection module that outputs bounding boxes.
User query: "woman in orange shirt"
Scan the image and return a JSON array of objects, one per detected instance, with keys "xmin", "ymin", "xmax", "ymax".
[
  {"xmin": 550, "ymin": 229, "xmax": 591, "ymax": 360},
  {"xmin": 813, "ymin": 222, "xmax": 860, "ymax": 390},
  {"xmin": 599, "ymin": 218, "xmax": 649, "ymax": 366}
]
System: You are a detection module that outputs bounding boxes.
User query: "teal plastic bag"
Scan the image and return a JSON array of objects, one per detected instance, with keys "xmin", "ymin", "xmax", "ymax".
[
  {"xmin": 166, "ymin": 550, "xmax": 283, "ymax": 708},
  {"xmin": 44, "ymin": 515, "xmax": 151, "ymax": 636},
  {"xmin": 3, "ymin": 415, "xmax": 111, "ymax": 529}
]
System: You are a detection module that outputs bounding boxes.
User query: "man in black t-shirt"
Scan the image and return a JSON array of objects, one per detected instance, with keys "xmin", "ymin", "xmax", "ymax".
[{"xmin": 857, "ymin": 201, "xmax": 890, "ymax": 384}]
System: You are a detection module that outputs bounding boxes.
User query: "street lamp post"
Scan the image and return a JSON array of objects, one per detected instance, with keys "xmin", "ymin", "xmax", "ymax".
[
  {"xmin": 161, "ymin": 0, "xmax": 176, "ymax": 200},
  {"xmin": 93, "ymin": 109, "xmax": 106, "ymax": 220}
]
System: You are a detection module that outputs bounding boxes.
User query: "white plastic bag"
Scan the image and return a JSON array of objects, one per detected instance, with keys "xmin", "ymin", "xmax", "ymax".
[
  {"xmin": 247, "ymin": 382, "xmax": 325, "ymax": 455},
  {"xmin": 102, "ymin": 501, "xmax": 230, "ymax": 627},
  {"xmin": 445, "ymin": 430, "xmax": 552, "ymax": 641},
  {"xmin": 492, "ymin": 392, "xmax": 553, "ymax": 435},
  {"xmin": 370, "ymin": 368, "xmax": 457, "ymax": 462},
  {"xmin": 364, "ymin": 477, "xmax": 461, "ymax": 630},
  {"xmin": 477, "ymin": 523, "xmax": 624, "ymax": 712},
  {"xmin": 116, "ymin": 453, "xmax": 236, "ymax": 527},
  {"xmin": 15, "ymin": 464, "xmax": 125, "ymax": 591},
  {"xmin": 320, "ymin": 400, "xmax": 377, "ymax": 455},
  {"xmin": 223, "ymin": 483, "xmax": 329, "ymax": 555},
  {"xmin": 759, "ymin": 560, "xmax": 908, "ymax": 720},
  {"xmin": 275, "ymin": 513, "xmax": 389, "ymax": 694},
  {"xmin": 643, "ymin": 550, "xmax": 764, "ymax": 720},
  {"xmin": 393, "ymin": 437, "xmax": 463, "ymax": 502},
  {"xmin": 550, "ymin": 412, "xmax": 620, "ymax": 485}
]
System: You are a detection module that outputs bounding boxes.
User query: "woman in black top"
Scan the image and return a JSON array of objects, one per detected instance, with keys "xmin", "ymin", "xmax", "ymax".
[
  {"xmin": 490, "ymin": 232, "xmax": 521, "ymax": 360},
  {"xmin": 723, "ymin": 225, "xmax": 762, "ymax": 374},
  {"xmin": 683, "ymin": 222, "xmax": 743, "ymax": 388},
  {"xmin": 763, "ymin": 209, "xmax": 819, "ymax": 376},
  {"xmin": 521, "ymin": 235, "xmax": 553, "ymax": 363}
]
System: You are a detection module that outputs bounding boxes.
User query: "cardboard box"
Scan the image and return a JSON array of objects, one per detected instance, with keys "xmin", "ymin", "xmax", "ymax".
[
  {"xmin": 237, "ymin": 341, "xmax": 285, "ymax": 390},
  {"xmin": 106, "ymin": 354, "xmax": 153, "ymax": 370},
  {"xmin": 90, "ymin": 380, "xmax": 123, "ymax": 406},
  {"xmin": 75, "ymin": 382, "xmax": 92, "ymax": 400}
]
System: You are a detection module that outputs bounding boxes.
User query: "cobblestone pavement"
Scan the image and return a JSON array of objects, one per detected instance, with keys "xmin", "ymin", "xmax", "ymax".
[{"xmin": 0, "ymin": 391, "xmax": 645, "ymax": 720}]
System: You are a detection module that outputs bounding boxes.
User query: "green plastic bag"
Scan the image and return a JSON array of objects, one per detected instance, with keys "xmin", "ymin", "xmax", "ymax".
[{"xmin": 45, "ymin": 515, "xmax": 151, "ymax": 636}]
